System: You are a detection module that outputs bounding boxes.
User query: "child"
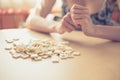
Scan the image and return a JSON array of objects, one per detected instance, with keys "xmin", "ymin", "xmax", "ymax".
[
  {"xmin": 61, "ymin": 0, "xmax": 120, "ymax": 41},
  {"xmin": 26, "ymin": 0, "xmax": 120, "ymax": 41},
  {"xmin": 26, "ymin": 0, "xmax": 105, "ymax": 33}
]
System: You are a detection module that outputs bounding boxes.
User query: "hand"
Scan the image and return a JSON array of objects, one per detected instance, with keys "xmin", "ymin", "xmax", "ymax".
[
  {"xmin": 60, "ymin": 12, "xmax": 80, "ymax": 33},
  {"xmin": 54, "ymin": 22, "xmax": 65, "ymax": 34},
  {"xmin": 70, "ymin": 4, "xmax": 95, "ymax": 36},
  {"xmin": 52, "ymin": 13, "xmax": 75, "ymax": 34}
]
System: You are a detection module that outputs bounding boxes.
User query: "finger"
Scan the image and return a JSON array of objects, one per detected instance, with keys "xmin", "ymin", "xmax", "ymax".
[
  {"xmin": 71, "ymin": 9, "xmax": 89, "ymax": 14},
  {"xmin": 71, "ymin": 14, "xmax": 89, "ymax": 20},
  {"xmin": 62, "ymin": 13, "xmax": 76, "ymax": 30},
  {"xmin": 71, "ymin": 15, "xmax": 88, "ymax": 25},
  {"xmin": 54, "ymin": 23, "xmax": 65, "ymax": 34},
  {"xmin": 57, "ymin": 26, "xmax": 65, "ymax": 34},
  {"xmin": 71, "ymin": 4, "xmax": 88, "ymax": 10},
  {"xmin": 67, "ymin": 13, "xmax": 81, "ymax": 29},
  {"xmin": 61, "ymin": 20, "xmax": 74, "ymax": 32},
  {"xmin": 73, "ymin": 18, "xmax": 88, "ymax": 26},
  {"xmin": 64, "ymin": 13, "xmax": 81, "ymax": 29}
]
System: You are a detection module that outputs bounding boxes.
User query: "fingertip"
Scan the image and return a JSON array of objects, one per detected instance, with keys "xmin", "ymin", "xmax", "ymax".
[
  {"xmin": 59, "ymin": 30, "xmax": 65, "ymax": 34},
  {"xmin": 58, "ymin": 26, "xmax": 66, "ymax": 34},
  {"xmin": 73, "ymin": 4, "xmax": 79, "ymax": 7},
  {"xmin": 66, "ymin": 12, "xmax": 71, "ymax": 18},
  {"xmin": 72, "ymin": 4, "xmax": 78, "ymax": 9},
  {"xmin": 72, "ymin": 4, "xmax": 88, "ymax": 10}
]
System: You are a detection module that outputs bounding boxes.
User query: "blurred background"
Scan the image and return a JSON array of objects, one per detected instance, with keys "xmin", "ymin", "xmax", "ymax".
[
  {"xmin": 0, "ymin": 0, "xmax": 120, "ymax": 29},
  {"xmin": 0, "ymin": 0, "xmax": 62, "ymax": 29}
]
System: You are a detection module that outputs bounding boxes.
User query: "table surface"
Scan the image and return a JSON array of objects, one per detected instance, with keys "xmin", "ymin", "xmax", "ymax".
[{"xmin": 0, "ymin": 28, "xmax": 120, "ymax": 80}]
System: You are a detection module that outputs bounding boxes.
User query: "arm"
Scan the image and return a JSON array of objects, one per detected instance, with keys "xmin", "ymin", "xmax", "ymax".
[
  {"xmin": 90, "ymin": 25, "xmax": 120, "ymax": 41},
  {"xmin": 70, "ymin": 4, "xmax": 120, "ymax": 41},
  {"xmin": 26, "ymin": 0, "xmax": 58, "ymax": 33}
]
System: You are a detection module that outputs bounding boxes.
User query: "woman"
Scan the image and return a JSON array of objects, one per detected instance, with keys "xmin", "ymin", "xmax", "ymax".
[{"xmin": 61, "ymin": 0, "xmax": 120, "ymax": 41}]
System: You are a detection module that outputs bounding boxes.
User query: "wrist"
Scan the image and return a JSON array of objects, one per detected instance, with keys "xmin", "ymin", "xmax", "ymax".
[
  {"xmin": 83, "ymin": 24, "xmax": 96, "ymax": 37},
  {"xmin": 53, "ymin": 22, "xmax": 65, "ymax": 34}
]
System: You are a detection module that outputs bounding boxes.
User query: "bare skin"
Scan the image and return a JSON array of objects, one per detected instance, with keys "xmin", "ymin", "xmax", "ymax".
[
  {"xmin": 69, "ymin": 3, "xmax": 120, "ymax": 41},
  {"xmin": 26, "ymin": 0, "xmax": 120, "ymax": 41},
  {"xmin": 26, "ymin": 0, "xmax": 104, "ymax": 33}
]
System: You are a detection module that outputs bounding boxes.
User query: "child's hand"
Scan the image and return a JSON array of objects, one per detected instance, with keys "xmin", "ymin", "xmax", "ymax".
[
  {"xmin": 70, "ymin": 4, "xmax": 95, "ymax": 35},
  {"xmin": 60, "ymin": 12, "xmax": 80, "ymax": 33}
]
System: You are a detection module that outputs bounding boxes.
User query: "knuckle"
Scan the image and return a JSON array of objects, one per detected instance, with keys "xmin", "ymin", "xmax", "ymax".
[
  {"xmin": 72, "ymin": 4, "xmax": 76, "ymax": 8},
  {"xmin": 71, "ymin": 14, "xmax": 75, "ymax": 19},
  {"xmin": 71, "ymin": 9, "xmax": 75, "ymax": 13},
  {"xmin": 63, "ymin": 16, "xmax": 68, "ymax": 21},
  {"xmin": 61, "ymin": 21, "xmax": 66, "ymax": 26}
]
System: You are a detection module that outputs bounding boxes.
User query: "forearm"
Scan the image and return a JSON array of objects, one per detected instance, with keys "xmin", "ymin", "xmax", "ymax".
[
  {"xmin": 89, "ymin": 25, "xmax": 120, "ymax": 41},
  {"xmin": 40, "ymin": 0, "xmax": 56, "ymax": 17},
  {"xmin": 26, "ymin": 14, "xmax": 58, "ymax": 33},
  {"xmin": 26, "ymin": 0, "xmax": 57, "ymax": 33}
]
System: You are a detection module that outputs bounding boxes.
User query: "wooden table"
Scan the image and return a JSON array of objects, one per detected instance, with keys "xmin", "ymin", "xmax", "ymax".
[{"xmin": 0, "ymin": 28, "xmax": 120, "ymax": 80}]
